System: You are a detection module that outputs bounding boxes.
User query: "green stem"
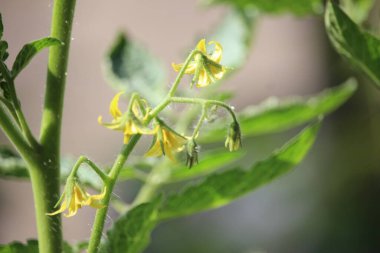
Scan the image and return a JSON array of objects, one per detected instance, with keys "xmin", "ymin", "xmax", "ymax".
[
  {"xmin": 168, "ymin": 50, "xmax": 200, "ymax": 97},
  {"xmin": 0, "ymin": 61, "xmax": 38, "ymax": 147},
  {"xmin": 87, "ymin": 134, "xmax": 141, "ymax": 253},
  {"xmin": 70, "ymin": 155, "xmax": 109, "ymax": 183},
  {"xmin": 170, "ymin": 97, "xmax": 237, "ymax": 122},
  {"xmin": 31, "ymin": 0, "xmax": 77, "ymax": 253},
  {"xmin": 0, "ymin": 105, "xmax": 34, "ymax": 158},
  {"xmin": 0, "ymin": 97, "xmax": 21, "ymax": 127},
  {"xmin": 192, "ymin": 105, "xmax": 207, "ymax": 138}
]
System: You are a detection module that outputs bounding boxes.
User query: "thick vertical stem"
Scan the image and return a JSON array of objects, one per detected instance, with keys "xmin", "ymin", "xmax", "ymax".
[
  {"xmin": 32, "ymin": 0, "xmax": 77, "ymax": 252},
  {"xmin": 29, "ymin": 162, "xmax": 62, "ymax": 253}
]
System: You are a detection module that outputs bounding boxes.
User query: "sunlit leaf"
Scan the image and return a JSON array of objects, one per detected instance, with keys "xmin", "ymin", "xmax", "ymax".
[
  {"xmin": 202, "ymin": 0, "xmax": 323, "ymax": 16},
  {"xmin": 341, "ymin": 0, "xmax": 375, "ymax": 24},
  {"xmin": 100, "ymin": 198, "xmax": 161, "ymax": 253},
  {"xmin": 11, "ymin": 37, "xmax": 62, "ymax": 78},
  {"xmin": 325, "ymin": 2, "xmax": 380, "ymax": 87},
  {"xmin": 159, "ymin": 121, "xmax": 320, "ymax": 219},
  {"xmin": 103, "ymin": 33, "xmax": 166, "ymax": 105},
  {"xmin": 201, "ymin": 79, "xmax": 356, "ymax": 142}
]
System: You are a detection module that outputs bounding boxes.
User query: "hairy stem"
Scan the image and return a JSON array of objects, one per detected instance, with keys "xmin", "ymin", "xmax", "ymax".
[
  {"xmin": 87, "ymin": 135, "xmax": 141, "ymax": 253},
  {"xmin": 30, "ymin": 0, "xmax": 77, "ymax": 252}
]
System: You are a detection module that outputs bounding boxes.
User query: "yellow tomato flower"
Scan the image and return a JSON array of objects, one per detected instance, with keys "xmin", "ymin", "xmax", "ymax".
[
  {"xmin": 172, "ymin": 39, "xmax": 226, "ymax": 88},
  {"xmin": 98, "ymin": 92, "xmax": 156, "ymax": 143},
  {"xmin": 145, "ymin": 122, "xmax": 187, "ymax": 161},
  {"xmin": 47, "ymin": 182, "xmax": 106, "ymax": 217}
]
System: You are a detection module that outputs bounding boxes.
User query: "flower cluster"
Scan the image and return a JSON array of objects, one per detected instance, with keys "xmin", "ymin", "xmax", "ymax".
[
  {"xmin": 98, "ymin": 39, "xmax": 241, "ymax": 167},
  {"xmin": 49, "ymin": 39, "xmax": 242, "ymax": 218}
]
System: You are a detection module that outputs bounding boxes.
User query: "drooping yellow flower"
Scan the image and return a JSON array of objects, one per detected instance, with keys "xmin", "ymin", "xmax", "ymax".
[
  {"xmin": 145, "ymin": 122, "xmax": 187, "ymax": 161},
  {"xmin": 98, "ymin": 92, "xmax": 156, "ymax": 143},
  {"xmin": 47, "ymin": 182, "xmax": 106, "ymax": 217},
  {"xmin": 172, "ymin": 39, "xmax": 226, "ymax": 88}
]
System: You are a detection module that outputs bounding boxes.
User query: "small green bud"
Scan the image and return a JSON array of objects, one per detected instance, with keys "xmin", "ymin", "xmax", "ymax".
[
  {"xmin": 225, "ymin": 121, "xmax": 242, "ymax": 152},
  {"xmin": 186, "ymin": 138, "xmax": 199, "ymax": 168}
]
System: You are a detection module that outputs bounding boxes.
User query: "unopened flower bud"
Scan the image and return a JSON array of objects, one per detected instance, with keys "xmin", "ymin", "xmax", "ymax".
[
  {"xmin": 225, "ymin": 121, "xmax": 242, "ymax": 152},
  {"xmin": 186, "ymin": 138, "xmax": 199, "ymax": 168}
]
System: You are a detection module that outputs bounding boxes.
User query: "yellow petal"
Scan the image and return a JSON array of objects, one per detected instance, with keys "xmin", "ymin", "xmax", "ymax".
[
  {"xmin": 196, "ymin": 69, "xmax": 211, "ymax": 87},
  {"xmin": 85, "ymin": 188, "xmax": 106, "ymax": 209},
  {"xmin": 209, "ymin": 65, "xmax": 225, "ymax": 80},
  {"xmin": 109, "ymin": 92, "xmax": 124, "ymax": 119},
  {"xmin": 208, "ymin": 41, "xmax": 223, "ymax": 63},
  {"xmin": 145, "ymin": 138, "xmax": 163, "ymax": 157},
  {"xmin": 196, "ymin": 39, "xmax": 207, "ymax": 53},
  {"xmin": 46, "ymin": 200, "xmax": 68, "ymax": 216}
]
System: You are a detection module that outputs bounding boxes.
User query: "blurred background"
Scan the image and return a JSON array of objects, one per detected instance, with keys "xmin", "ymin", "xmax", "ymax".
[{"xmin": 1, "ymin": 0, "xmax": 380, "ymax": 252}]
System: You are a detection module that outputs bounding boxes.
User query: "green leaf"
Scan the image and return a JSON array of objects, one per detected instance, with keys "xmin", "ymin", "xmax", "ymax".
[
  {"xmin": 0, "ymin": 150, "xmax": 102, "ymax": 190},
  {"xmin": 0, "ymin": 147, "xmax": 28, "ymax": 178},
  {"xmin": 0, "ymin": 240, "xmax": 38, "ymax": 253},
  {"xmin": 104, "ymin": 33, "xmax": 166, "ymax": 105},
  {"xmin": 159, "ymin": 121, "xmax": 320, "ymax": 219},
  {"xmin": 0, "ymin": 240, "xmax": 73, "ymax": 253},
  {"xmin": 0, "ymin": 13, "xmax": 8, "ymax": 62},
  {"xmin": 201, "ymin": 79, "xmax": 356, "ymax": 142},
  {"xmin": 168, "ymin": 149, "xmax": 244, "ymax": 183},
  {"xmin": 341, "ymin": 0, "xmax": 375, "ymax": 24},
  {"xmin": 202, "ymin": 0, "xmax": 323, "ymax": 16},
  {"xmin": 209, "ymin": 8, "xmax": 256, "ymax": 69},
  {"xmin": 325, "ymin": 2, "xmax": 380, "ymax": 87},
  {"xmin": 11, "ymin": 37, "xmax": 62, "ymax": 78},
  {"xmin": 100, "ymin": 198, "xmax": 161, "ymax": 253},
  {"xmin": 0, "ymin": 13, "xmax": 3, "ymax": 40}
]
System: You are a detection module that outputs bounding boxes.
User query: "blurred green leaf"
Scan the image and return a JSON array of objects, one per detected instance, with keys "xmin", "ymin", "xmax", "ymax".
[
  {"xmin": 100, "ymin": 198, "xmax": 161, "ymax": 253},
  {"xmin": 0, "ymin": 240, "xmax": 73, "ymax": 253},
  {"xmin": 0, "ymin": 14, "xmax": 9, "ymax": 63},
  {"xmin": 341, "ymin": 0, "xmax": 375, "ymax": 24},
  {"xmin": 0, "ymin": 13, "xmax": 3, "ymax": 40},
  {"xmin": 210, "ymin": 8, "xmax": 256, "ymax": 69},
  {"xmin": 0, "ymin": 150, "xmax": 102, "ymax": 190},
  {"xmin": 104, "ymin": 33, "xmax": 166, "ymax": 105},
  {"xmin": 325, "ymin": 2, "xmax": 380, "ymax": 87},
  {"xmin": 202, "ymin": 0, "xmax": 323, "ymax": 16},
  {"xmin": 201, "ymin": 79, "xmax": 357, "ymax": 142},
  {"xmin": 0, "ymin": 147, "xmax": 28, "ymax": 178},
  {"xmin": 11, "ymin": 37, "xmax": 62, "ymax": 78},
  {"xmin": 159, "ymin": 121, "xmax": 320, "ymax": 219},
  {"xmin": 0, "ymin": 240, "xmax": 38, "ymax": 253},
  {"xmin": 168, "ymin": 149, "xmax": 244, "ymax": 183}
]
